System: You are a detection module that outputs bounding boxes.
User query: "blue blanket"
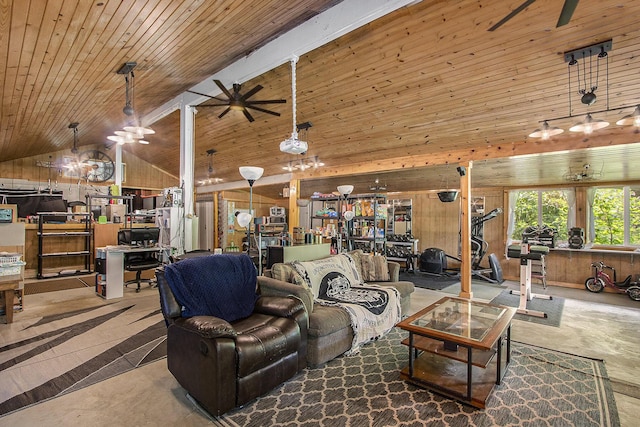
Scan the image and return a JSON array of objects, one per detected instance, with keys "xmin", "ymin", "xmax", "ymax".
[{"xmin": 164, "ymin": 254, "xmax": 258, "ymax": 322}]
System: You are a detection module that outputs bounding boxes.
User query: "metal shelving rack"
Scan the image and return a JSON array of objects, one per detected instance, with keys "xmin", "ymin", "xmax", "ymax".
[{"xmin": 37, "ymin": 212, "xmax": 92, "ymax": 279}]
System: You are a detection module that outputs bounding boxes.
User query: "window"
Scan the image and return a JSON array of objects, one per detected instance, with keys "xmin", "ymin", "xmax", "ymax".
[
  {"xmin": 509, "ymin": 189, "xmax": 574, "ymax": 243},
  {"xmin": 590, "ymin": 186, "xmax": 640, "ymax": 246}
]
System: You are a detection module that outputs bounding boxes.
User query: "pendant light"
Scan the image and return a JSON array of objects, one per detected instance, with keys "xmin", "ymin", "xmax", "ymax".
[
  {"xmin": 616, "ymin": 105, "xmax": 640, "ymax": 127},
  {"xmin": 569, "ymin": 113, "xmax": 609, "ymax": 135},
  {"xmin": 108, "ymin": 62, "xmax": 154, "ymax": 145},
  {"xmin": 528, "ymin": 121, "xmax": 564, "ymax": 139}
]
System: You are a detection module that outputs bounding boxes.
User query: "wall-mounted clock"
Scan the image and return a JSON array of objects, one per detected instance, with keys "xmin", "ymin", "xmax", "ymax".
[{"xmin": 78, "ymin": 150, "xmax": 115, "ymax": 182}]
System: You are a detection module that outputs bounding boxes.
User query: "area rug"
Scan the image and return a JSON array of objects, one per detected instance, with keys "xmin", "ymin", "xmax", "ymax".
[
  {"xmin": 213, "ymin": 328, "xmax": 618, "ymax": 427},
  {"xmin": 399, "ymin": 271, "xmax": 460, "ymax": 290},
  {"xmin": 0, "ymin": 294, "xmax": 166, "ymax": 416},
  {"xmin": 490, "ymin": 289, "xmax": 565, "ymax": 327}
]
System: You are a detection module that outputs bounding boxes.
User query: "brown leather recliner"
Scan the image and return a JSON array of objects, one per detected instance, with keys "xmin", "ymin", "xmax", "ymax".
[{"xmin": 156, "ymin": 254, "xmax": 308, "ymax": 417}]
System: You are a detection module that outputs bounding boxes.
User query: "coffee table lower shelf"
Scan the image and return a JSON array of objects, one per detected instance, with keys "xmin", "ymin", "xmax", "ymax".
[{"xmin": 400, "ymin": 336, "xmax": 506, "ymax": 409}]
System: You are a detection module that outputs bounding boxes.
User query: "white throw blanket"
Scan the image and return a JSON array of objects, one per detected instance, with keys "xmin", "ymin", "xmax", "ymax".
[{"xmin": 317, "ymin": 283, "xmax": 401, "ymax": 355}]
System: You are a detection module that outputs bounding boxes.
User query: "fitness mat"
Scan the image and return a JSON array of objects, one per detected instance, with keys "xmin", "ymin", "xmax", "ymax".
[{"xmin": 490, "ymin": 289, "xmax": 564, "ymax": 327}]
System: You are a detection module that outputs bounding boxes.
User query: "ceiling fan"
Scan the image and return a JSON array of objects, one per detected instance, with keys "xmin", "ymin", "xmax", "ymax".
[
  {"xmin": 189, "ymin": 80, "xmax": 286, "ymax": 122},
  {"xmin": 488, "ymin": 0, "xmax": 579, "ymax": 31}
]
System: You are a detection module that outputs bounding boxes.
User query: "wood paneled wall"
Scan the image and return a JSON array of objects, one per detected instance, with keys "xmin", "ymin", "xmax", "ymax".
[{"xmin": 0, "ymin": 146, "xmax": 178, "ymax": 191}]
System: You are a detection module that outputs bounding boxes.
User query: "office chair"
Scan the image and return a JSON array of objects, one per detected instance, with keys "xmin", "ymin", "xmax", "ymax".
[{"xmin": 117, "ymin": 228, "xmax": 163, "ymax": 292}]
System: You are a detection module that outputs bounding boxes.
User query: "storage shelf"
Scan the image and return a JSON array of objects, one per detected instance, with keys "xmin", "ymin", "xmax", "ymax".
[
  {"xmin": 39, "ymin": 251, "xmax": 91, "ymax": 257},
  {"xmin": 402, "ymin": 336, "xmax": 496, "ymax": 368},
  {"xmin": 37, "ymin": 212, "xmax": 93, "ymax": 279},
  {"xmin": 38, "ymin": 231, "xmax": 92, "ymax": 237}
]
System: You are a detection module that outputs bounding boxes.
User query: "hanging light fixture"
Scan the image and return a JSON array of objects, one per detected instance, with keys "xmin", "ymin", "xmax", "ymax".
[
  {"xmin": 206, "ymin": 149, "xmax": 216, "ymax": 175},
  {"xmin": 108, "ymin": 62, "xmax": 155, "ymax": 145},
  {"xmin": 569, "ymin": 113, "xmax": 609, "ymax": 134},
  {"xmin": 280, "ymin": 55, "xmax": 308, "ymax": 154},
  {"xmin": 528, "ymin": 120, "xmax": 564, "ymax": 139},
  {"xmin": 616, "ymin": 105, "xmax": 640, "ymax": 127}
]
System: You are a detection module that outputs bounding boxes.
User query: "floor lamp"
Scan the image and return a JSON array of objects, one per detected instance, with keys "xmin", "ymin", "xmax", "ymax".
[
  {"xmin": 337, "ymin": 185, "xmax": 354, "ymax": 253},
  {"xmin": 239, "ymin": 166, "xmax": 264, "ymax": 258}
]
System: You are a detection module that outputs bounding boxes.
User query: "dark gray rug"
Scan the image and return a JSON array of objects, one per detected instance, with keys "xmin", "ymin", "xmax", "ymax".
[
  {"xmin": 490, "ymin": 289, "xmax": 565, "ymax": 327},
  {"xmin": 215, "ymin": 328, "xmax": 618, "ymax": 427},
  {"xmin": 399, "ymin": 271, "xmax": 460, "ymax": 290}
]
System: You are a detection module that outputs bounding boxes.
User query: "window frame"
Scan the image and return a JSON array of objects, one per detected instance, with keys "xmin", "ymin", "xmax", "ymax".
[
  {"xmin": 589, "ymin": 185, "xmax": 639, "ymax": 247},
  {"xmin": 508, "ymin": 188, "xmax": 575, "ymax": 244}
]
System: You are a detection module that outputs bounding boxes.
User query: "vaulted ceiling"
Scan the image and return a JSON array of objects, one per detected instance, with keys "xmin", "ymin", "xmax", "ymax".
[{"xmin": 2, "ymin": 0, "xmax": 640, "ymax": 199}]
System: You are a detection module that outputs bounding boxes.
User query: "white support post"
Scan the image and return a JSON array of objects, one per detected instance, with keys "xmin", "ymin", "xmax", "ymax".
[{"xmin": 180, "ymin": 100, "xmax": 197, "ymax": 251}]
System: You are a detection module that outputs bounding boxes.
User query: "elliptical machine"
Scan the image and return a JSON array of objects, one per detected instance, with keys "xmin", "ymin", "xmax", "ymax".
[{"xmin": 418, "ymin": 208, "xmax": 504, "ymax": 283}]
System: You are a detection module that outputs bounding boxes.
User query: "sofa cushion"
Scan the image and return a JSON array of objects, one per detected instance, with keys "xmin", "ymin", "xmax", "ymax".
[
  {"xmin": 360, "ymin": 254, "xmax": 390, "ymax": 282},
  {"xmin": 292, "ymin": 253, "xmax": 362, "ymax": 299}
]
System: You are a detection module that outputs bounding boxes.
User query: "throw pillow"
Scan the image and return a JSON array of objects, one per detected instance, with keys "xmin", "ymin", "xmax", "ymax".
[
  {"xmin": 271, "ymin": 263, "xmax": 307, "ymax": 287},
  {"xmin": 360, "ymin": 254, "xmax": 390, "ymax": 282},
  {"xmin": 347, "ymin": 249, "xmax": 365, "ymax": 281},
  {"xmin": 292, "ymin": 253, "xmax": 362, "ymax": 300}
]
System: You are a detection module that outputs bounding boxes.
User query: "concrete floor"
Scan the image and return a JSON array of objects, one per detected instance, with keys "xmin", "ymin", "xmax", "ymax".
[{"xmin": 0, "ymin": 281, "xmax": 638, "ymax": 427}]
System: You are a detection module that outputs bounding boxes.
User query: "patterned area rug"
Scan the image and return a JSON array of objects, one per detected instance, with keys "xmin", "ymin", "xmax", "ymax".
[
  {"xmin": 214, "ymin": 328, "xmax": 618, "ymax": 427},
  {"xmin": 0, "ymin": 294, "xmax": 166, "ymax": 416}
]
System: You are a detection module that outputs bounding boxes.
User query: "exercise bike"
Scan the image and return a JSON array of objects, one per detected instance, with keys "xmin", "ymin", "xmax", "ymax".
[{"xmin": 584, "ymin": 261, "xmax": 640, "ymax": 301}]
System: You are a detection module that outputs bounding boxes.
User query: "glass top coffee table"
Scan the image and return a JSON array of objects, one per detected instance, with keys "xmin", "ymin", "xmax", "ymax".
[{"xmin": 397, "ymin": 296, "xmax": 516, "ymax": 408}]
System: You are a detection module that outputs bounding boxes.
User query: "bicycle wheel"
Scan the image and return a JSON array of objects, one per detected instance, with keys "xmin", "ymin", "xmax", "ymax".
[
  {"xmin": 627, "ymin": 286, "xmax": 640, "ymax": 301},
  {"xmin": 585, "ymin": 277, "xmax": 605, "ymax": 293}
]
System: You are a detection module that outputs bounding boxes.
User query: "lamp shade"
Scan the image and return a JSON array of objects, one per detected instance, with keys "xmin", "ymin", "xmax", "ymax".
[
  {"xmin": 343, "ymin": 210, "xmax": 355, "ymax": 221},
  {"xmin": 123, "ymin": 125, "xmax": 155, "ymax": 138},
  {"xmin": 616, "ymin": 106, "xmax": 640, "ymax": 127},
  {"xmin": 337, "ymin": 185, "xmax": 354, "ymax": 197},
  {"xmin": 236, "ymin": 212, "xmax": 252, "ymax": 228},
  {"xmin": 569, "ymin": 113, "xmax": 609, "ymax": 134},
  {"xmin": 529, "ymin": 121, "xmax": 564, "ymax": 139},
  {"xmin": 239, "ymin": 166, "xmax": 264, "ymax": 181}
]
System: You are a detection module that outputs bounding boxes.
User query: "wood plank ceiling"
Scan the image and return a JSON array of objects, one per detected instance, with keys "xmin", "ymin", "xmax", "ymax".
[{"xmin": 1, "ymin": 0, "xmax": 640, "ymax": 199}]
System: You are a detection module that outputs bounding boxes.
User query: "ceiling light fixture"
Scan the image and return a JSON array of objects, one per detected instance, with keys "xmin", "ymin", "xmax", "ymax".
[
  {"xmin": 569, "ymin": 113, "xmax": 609, "ymax": 134},
  {"xmin": 280, "ymin": 55, "xmax": 309, "ymax": 155},
  {"xmin": 282, "ymin": 155, "xmax": 324, "ymax": 171},
  {"xmin": 528, "ymin": 40, "xmax": 631, "ymax": 139},
  {"xmin": 108, "ymin": 62, "xmax": 155, "ymax": 145},
  {"xmin": 616, "ymin": 105, "xmax": 640, "ymax": 127},
  {"xmin": 528, "ymin": 120, "xmax": 564, "ymax": 139}
]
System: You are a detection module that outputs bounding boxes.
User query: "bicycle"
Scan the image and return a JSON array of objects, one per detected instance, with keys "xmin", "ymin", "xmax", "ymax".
[{"xmin": 584, "ymin": 261, "xmax": 640, "ymax": 301}]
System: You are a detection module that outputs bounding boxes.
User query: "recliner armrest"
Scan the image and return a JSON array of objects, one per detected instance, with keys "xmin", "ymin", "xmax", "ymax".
[
  {"xmin": 174, "ymin": 316, "xmax": 237, "ymax": 339},
  {"xmin": 254, "ymin": 295, "xmax": 306, "ymax": 320},
  {"xmin": 257, "ymin": 276, "xmax": 314, "ymax": 314}
]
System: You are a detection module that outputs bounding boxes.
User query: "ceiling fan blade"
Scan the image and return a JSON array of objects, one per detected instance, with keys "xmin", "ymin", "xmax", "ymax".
[
  {"xmin": 243, "ymin": 110, "xmax": 255, "ymax": 122},
  {"xmin": 488, "ymin": 0, "xmax": 536, "ymax": 31},
  {"xmin": 556, "ymin": 0, "xmax": 579, "ymax": 27},
  {"xmin": 186, "ymin": 90, "xmax": 227, "ymax": 102},
  {"xmin": 245, "ymin": 99, "xmax": 287, "ymax": 105},
  {"xmin": 245, "ymin": 105, "xmax": 281, "ymax": 116},
  {"xmin": 241, "ymin": 84, "xmax": 263, "ymax": 101},
  {"xmin": 214, "ymin": 79, "xmax": 233, "ymax": 99},
  {"xmin": 218, "ymin": 107, "xmax": 231, "ymax": 119},
  {"xmin": 197, "ymin": 103, "xmax": 232, "ymax": 107}
]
